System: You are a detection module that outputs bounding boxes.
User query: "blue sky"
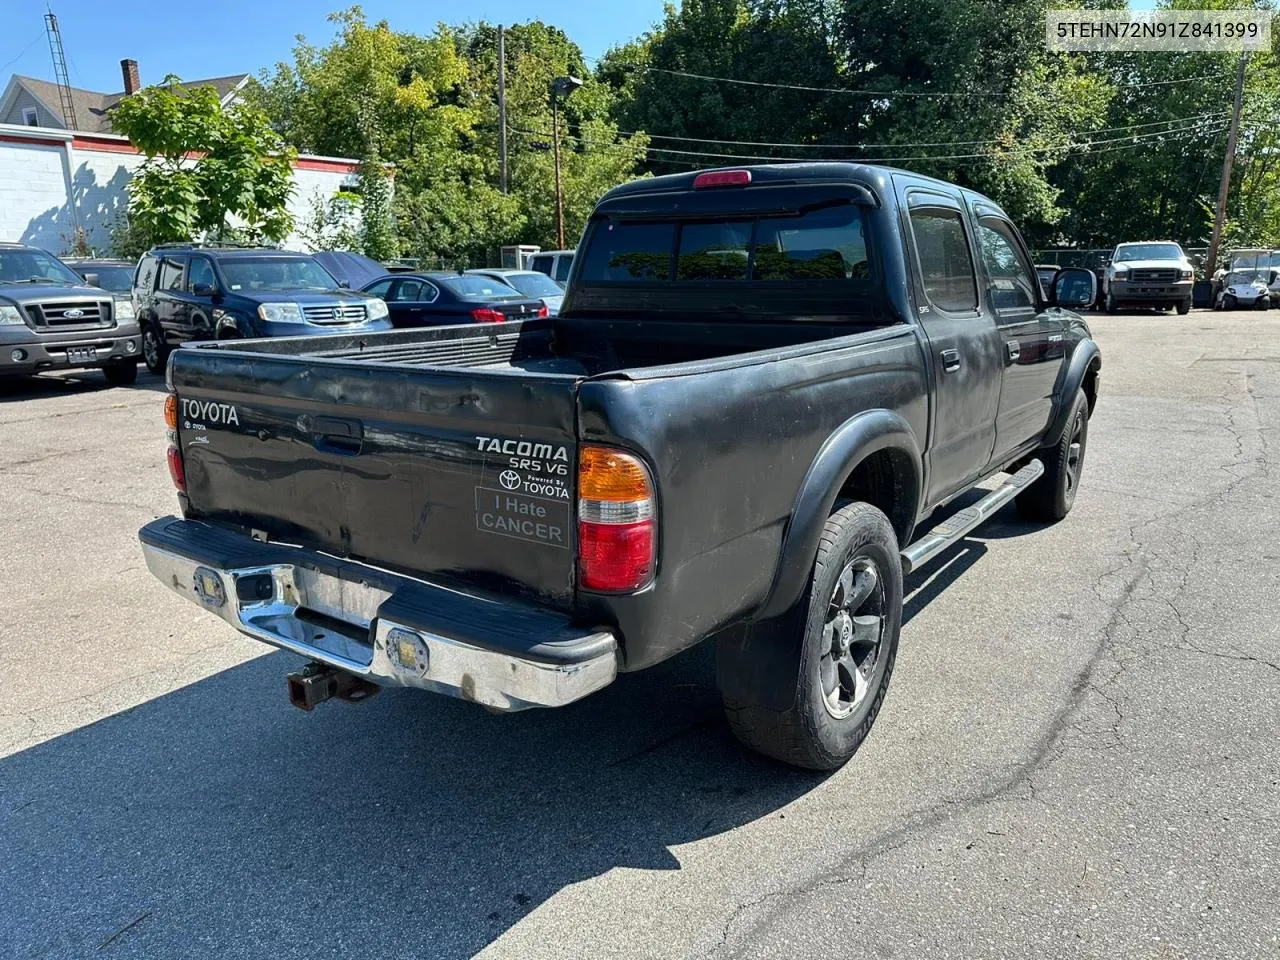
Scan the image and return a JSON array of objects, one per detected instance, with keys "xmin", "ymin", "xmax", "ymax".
[{"xmin": 3, "ymin": 0, "xmax": 667, "ymax": 93}]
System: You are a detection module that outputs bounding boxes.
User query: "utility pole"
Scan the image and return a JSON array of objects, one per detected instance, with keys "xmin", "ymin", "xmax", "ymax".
[
  {"xmin": 549, "ymin": 76, "xmax": 582, "ymax": 251},
  {"xmin": 497, "ymin": 26, "xmax": 508, "ymax": 195},
  {"xmin": 1206, "ymin": 52, "xmax": 1247, "ymax": 274},
  {"xmin": 552, "ymin": 93, "xmax": 565, "ymax": 249}
]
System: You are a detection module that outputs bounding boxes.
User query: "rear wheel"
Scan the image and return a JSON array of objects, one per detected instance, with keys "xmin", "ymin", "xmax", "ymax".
[
  {"xmin": 722, "ymin": 502, "xmax": 903, "ymax": 770},
  {"xmin": 1017, "ymin": 389, "xmax": 1089, "ymax": 523},
  {"xmin": 102, "ymin": 361, "xmax": 138, "ymax": 386},
  {"xmin": 142, "ymin": 323, "xmax": 170, "ymax": 375}
]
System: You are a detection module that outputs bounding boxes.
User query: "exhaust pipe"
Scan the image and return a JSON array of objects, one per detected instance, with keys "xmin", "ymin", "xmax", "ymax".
[{"xmin": 287, "ymin": 662, "xmax": 380, "ymax": 711}]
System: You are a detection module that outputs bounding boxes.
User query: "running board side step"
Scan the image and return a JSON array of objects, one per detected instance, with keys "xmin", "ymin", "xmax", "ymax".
[{"xmin": 900, "ymin": 459, "xmax": 1044, "ymax": 575}]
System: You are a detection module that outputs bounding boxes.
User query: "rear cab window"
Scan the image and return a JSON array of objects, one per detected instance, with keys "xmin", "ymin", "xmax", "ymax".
[{"xmin": 576, "ymin": 201, "xmax": 873, "ymax": 320}]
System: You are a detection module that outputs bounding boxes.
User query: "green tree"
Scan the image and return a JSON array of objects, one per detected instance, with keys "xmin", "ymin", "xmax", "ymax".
[{"xmin": 111, "ymin": 78, "xmax": 297, "ymax": 244}]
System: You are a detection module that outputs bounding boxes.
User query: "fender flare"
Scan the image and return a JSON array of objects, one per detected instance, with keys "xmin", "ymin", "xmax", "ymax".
[
  {"xmin": 755, "ymin": 409, "xmax": 923, "ymax": 621},
  {"xmin": 1045, "ymin": 341, "xmax": 1101, "ymax": 446}
]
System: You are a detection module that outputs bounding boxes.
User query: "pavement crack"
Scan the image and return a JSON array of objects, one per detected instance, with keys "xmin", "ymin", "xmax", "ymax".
[{"xmin": 97, "ymin": 911, "xmax": 152, "ymax": 951}]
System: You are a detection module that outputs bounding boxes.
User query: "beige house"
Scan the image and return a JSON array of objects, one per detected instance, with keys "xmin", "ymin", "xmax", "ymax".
[{"xmin": 0, "ymin": 60, "xmax": 249, "ymax": 133}]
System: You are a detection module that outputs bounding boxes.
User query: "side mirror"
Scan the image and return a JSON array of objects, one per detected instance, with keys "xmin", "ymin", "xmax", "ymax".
[
  {"xmin": 192, "ymin": 282, "xmax": 217, "ymax": 297},
  {"xmin": 84, "ymin": 272, "xmax": 100, "ymax": 286},
  {"xmin": 1052, "ymin": 267, "xmax": 1096, "ymax": 309}
]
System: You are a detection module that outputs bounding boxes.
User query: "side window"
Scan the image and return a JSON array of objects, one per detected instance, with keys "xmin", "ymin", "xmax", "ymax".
[
  {"xmin": 908, "ymin": 207, "xmax": 978, "ymax": 313},
  {"xmin": 529, "ymin": 256, "xmax": 551, "ymax": 277},
  {"xmin": 554, "ymin": 255, "xmax": 573, "ymax": 282},
  {"xmin": 187, "ymin": 258, "xmax": 216, "ymax": 293},
  {"xmin": 365, "ymin": 278, "xmax": 393, "ymax": 298},
  {"xmin": 157, "ymin": 257, "xmax": 186, "ymax": 293},
  {"xmin": 975, "ymin": 219, "xmax": 1037, "ymax": 317},
  {"xmin": 135, "ymin": 255, "xmax": 157, "ymax": 294},
  {"xmin": 419, "ymin": 282, "xmax": 440, "ymax": 303},
  {"xmin": 391, "ymin": 279, "xmax": 423, "ymax": 302}
]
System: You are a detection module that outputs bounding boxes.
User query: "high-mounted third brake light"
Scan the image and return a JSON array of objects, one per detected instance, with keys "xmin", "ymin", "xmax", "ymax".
[
  {"xmin": 693, "ymin": 169, "xmax": 752, "ymax": 190},
  {"xmin": 578, "ymin": 445, "xmax": 656, "ymax": 592}
]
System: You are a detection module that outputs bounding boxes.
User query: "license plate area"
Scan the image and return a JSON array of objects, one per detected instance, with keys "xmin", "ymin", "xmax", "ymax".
[{"xmin": 66, "ymin": 346, "xmax": 98, "ymax": 364}]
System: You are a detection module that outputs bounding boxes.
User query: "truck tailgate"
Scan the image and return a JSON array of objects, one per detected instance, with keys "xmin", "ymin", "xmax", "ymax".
[{"xmin": 170, "ymin": 349, "xmax": 580, "ymax": 605}]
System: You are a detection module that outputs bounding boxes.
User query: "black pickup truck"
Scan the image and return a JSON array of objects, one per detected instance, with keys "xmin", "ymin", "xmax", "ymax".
[{"xmin": 139, "ymin": 164, "xmax": 1100, "ymax": 770}]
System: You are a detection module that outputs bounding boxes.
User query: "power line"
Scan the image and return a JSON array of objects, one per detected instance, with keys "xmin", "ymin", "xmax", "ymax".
[
  {"xmin": 644, "ymin": 125, "xmax": 1229, "ymax": 171},
  {"xmin": 0, "ymin": 33, "xmax": 45, "ymax": 76},
  {"xmin": 591, "ymin": 57, "xmax": 1232, "ymax": 99},
  {"xmin": 589, "ymin": 112, "xmax": 1228, "ymax": 151},
  {"xmin": 513, "ymin": 117, "xmax": 1225, "ymax": 165}
]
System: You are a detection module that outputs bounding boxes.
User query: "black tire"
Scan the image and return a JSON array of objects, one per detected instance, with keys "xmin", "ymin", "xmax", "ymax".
[
  {"xmin": 1257, "ymin": 298, "xmax": 1270, "ymax": 311},
  {"xmin": 1017, "ymin": 389, "xmax": 1090, "ymax": 523},
  {"xmin": 1177, "ymin": 298, "xmax": 1191, "ymax": 315},
  {"xmin": 142, "ymin": 322, "xmax": 170, "ymax": 375},
  {"xmin": 1105, "ymin": 290, "xmax": 1119, "ymax": 314},
  {"xmin": 1223, "ymin": 293, "xmax": 1238, "ymax": 312},
  {"xmin": 102, "ymin": 361, "xmax": 139, "ymax": 386},
  {"xmin": 722, "ymin": 502, "xmax": 903, "ymax": 770}
]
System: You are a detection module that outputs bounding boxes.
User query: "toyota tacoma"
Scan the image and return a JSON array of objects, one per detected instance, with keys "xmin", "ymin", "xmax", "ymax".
[{"xmin": 139, "ymin": 164, "xmax": 1101, "ymax": 770}]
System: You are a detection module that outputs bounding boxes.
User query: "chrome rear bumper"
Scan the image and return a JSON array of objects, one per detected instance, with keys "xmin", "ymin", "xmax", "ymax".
[{"xmin": 139, "ymin": 517, "xmax": 618, "ymax": 711}]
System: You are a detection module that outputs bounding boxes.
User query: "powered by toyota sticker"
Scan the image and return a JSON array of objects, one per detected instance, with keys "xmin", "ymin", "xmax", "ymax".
[{"xmin": 473, "ymin": 434, "xmax": 571, "ymax": 548}]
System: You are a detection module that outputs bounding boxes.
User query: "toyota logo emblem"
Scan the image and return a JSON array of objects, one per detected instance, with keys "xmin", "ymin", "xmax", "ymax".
[{"xmin": 499, "ymin": 470, "xmax": 522, "ymax": 490}]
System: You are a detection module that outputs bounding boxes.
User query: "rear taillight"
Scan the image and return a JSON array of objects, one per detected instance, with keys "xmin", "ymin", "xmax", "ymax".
[
  {"xmin": 164, "ymin": 393, "xmax": 185, "ymax": 493},
  {"xmin": 577, "ymin": 445, "xmax": 656, "ymax": 592},
  {"xmin": 537, "ymin": 304, "xmax": 549, "ymax": 318},
  {"xmin": 471, "ymin": 307, "xmax": 504, "ymax": 323}
]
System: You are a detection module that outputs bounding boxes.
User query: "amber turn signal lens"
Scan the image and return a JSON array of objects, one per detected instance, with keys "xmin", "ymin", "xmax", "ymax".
[
  {"xmin": 164, "ymin": 393, "xmax": 179, "ymax": 431},
  {"xmin": 578, "ymin": 446, "xmax": 653, "ymax": 503}
]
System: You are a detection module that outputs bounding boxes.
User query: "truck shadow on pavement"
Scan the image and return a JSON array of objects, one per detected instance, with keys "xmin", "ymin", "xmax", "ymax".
[{"xmin": 1, "ymin": 518, "xmax": 994, "ymax": 960}]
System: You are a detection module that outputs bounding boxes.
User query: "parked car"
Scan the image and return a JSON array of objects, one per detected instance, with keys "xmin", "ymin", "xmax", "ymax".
[
  {"xmin": 133, "ymin": 244, "xmax": 392, "ymax": 375},
  {"xmin": 0, "ymin": 243, "xmax": 141, "ymax": 385},
  {"xmin": 464, "ymin": 268, "xmax": 566, "ymax": 315},
  {"xmin": 1103, "ymin": 241, "xmax": 1194, "ymax": 314},
  {"xmin": 139, "ymin": 162, "xmax": 1100, "ymax": 771},
  {"xmin": 361, "ymin": 272, "xmax": 548, "ymax": 327},
  {"xmin": 1214, "ymin": 269, "xmax": 1271, "ymax": 311},
  {"xmin": 527, "ymin": 249, "xmax": 574, "ymax": 287},
  {"xmin": 62, "ymin": 258, "xmax": 137, "ymax": 296}
]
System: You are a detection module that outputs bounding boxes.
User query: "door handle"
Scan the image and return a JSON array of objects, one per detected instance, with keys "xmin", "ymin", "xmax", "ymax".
[
  {"xmin": 1006, "ymin": 340, "xmax": 1021, "ymax": 361},
  {"xmin": 312, "ymin": 415, "xmax": 363, "ymax": 456},
  {"xmin": 940, "ymin": 349, "xmax": 961, "ymax": 373}
]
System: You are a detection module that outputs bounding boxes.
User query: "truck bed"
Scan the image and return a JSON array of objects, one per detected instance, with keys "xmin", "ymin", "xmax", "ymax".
[{"xmin": 193, "ymin": 316, "xmax": 893, "ymax": 378}]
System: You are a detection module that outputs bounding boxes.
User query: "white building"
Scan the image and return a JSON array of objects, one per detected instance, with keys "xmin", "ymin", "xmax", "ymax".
[{"xmin": 0, "ymin": 61, "xmax": 361, "ymax": 255}]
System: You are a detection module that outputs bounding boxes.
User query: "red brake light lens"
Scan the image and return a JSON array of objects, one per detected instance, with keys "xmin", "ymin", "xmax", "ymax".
[
  {"xmin": 167, "ymin": 445, "xmax": 186, "ymax": 492},
  {"xmin": 578, "ymin": 521, "xmax": 654, "ymax": 592},
  {"xmin": 693, "ymin": 169, "xmax": 751, "ymax": 189},
  {"xmin": 471, "ymin": 307, "xmax": 504, "ymax": 323}
]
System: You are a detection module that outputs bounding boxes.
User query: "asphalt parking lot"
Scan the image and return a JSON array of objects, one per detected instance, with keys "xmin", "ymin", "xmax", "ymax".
[{"xmin": 1, "ymin": 309, "xmax": 1277, "ymax": 960}]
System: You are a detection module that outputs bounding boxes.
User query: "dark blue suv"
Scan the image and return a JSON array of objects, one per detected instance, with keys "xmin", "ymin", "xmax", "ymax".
[{"xmin": 134, "ymin": 244, "xmax": 392, "ymax": 374}]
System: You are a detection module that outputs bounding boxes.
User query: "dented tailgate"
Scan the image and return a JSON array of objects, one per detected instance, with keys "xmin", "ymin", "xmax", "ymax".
[{"xmin": 170, "ymin": 350, "xmax": 580, "ymax": 606}]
